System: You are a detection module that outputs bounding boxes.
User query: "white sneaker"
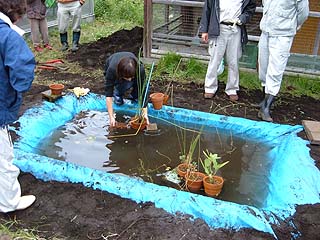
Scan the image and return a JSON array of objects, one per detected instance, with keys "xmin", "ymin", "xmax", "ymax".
[{"xmin": 16, "ymin": 195, "xmax": 36, "ymax": 210}]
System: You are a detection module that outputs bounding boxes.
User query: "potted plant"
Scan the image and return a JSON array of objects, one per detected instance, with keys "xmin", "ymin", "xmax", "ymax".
[
  {"xmin": 129, "ymin": 60, "xmax": 155, "ymax": 131},
  {"xmin": 201, "ymin": 150, "xmax": 229, "ymax": 197}
]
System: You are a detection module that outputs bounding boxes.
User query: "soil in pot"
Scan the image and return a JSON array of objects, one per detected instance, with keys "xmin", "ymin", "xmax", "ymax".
[{"xmin": 203, "ymin": 175, "xmax": 224, "ymax": 197}]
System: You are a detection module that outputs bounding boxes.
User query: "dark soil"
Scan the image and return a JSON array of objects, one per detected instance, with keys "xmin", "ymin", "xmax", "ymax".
[{"xmin": 1, "ymin": 27, "xmax": 320, "ymax": 240}]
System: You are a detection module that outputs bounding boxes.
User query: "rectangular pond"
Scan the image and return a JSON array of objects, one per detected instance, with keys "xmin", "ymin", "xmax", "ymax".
[{"xmin": 13, "ymin": 93, "xmax": 320, "ymax": 236}]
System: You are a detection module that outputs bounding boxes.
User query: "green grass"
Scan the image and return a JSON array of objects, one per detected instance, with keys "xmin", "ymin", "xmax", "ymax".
[{"xmin": 0, "ymin": 219, "xmax": 41, "ymax": 240}]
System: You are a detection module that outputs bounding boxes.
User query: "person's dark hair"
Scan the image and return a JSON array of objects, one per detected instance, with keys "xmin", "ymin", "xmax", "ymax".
[
  {"xmin": 0, "ymin": 0, "xmax": 27, "ymax": 23},
  {"xmin": 117, "ymin": 57, "xmax": 137, "ymax": 80}
]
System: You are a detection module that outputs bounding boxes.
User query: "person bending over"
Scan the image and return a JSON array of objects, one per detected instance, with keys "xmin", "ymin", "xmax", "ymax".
[{"xmin": 104, "ymin": 52, "xmax": 149, "ymax": 127}]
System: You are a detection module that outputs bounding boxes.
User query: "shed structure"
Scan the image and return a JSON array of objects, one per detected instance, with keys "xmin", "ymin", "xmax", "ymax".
[{"xmin": 143, "ymin": 0, "xmax": 320, "ymax": 75}]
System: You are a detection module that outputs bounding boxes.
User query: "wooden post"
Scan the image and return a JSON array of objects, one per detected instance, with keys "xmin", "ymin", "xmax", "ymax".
[{"xmin": 143, "ymin": 0, "xmax": 153, "ymax": 58}]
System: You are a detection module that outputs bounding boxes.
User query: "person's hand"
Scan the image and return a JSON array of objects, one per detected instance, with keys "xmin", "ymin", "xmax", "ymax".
[
  {"xmin": 201, "ymin": 33, "xmax": 208, "ymax": 43},
  {"xmin": 235, "ymin": 18, "xmax": 242, "ymax": 25},
  {"xmin": 79, "ymin": 0, "xmax": 85, "ymax": 5},
  {"xmin": 109, "ymin": 115, "xmax": 116, "ymax": 127}
]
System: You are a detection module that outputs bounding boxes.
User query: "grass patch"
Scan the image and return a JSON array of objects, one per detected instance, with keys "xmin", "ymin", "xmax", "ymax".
[
  {"xmin": 95, "ymin": 0, "xmax": 144, "ymax": 26},
  {"xmin": 0, "ymin": 219, "xmax": 41, "ymax": 240}
]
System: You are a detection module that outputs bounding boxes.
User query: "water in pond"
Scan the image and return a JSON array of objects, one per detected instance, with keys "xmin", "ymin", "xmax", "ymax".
[{"xmin": 36, "ymin": 110, "xmax": 274, "ymax": 208}]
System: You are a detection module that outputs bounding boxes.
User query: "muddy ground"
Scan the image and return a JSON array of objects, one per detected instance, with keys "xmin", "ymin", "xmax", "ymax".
[{"xmin": 1, "ymin": 27, "xmax": 320, "ymax": 240}]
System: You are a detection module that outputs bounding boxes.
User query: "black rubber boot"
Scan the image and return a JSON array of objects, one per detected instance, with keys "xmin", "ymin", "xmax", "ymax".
[
  {"xmin": 60, "ymin": 33, "xmax": 69, "ymax": 51},
  {"xmin": 72, "ymin": 31, "xmax": 80, "ymax": 52},
  {"xmin": 258, "ymin": 94, "xmax": 274, "ymax": 122}
]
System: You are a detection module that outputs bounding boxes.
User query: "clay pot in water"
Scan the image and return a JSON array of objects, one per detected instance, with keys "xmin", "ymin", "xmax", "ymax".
[
  {"xmin": 203, "ymin": 175, "xmax": 224, "ymax": 197},
  {"xmin": 129, "ymin": 116, "xmax": 147, "ymax": 131},
  {"xmin": 185, "ymin": 171, "xmax": 206, "ymax": 192},
  {"xmin": 176, "ymin": 163, "xmax": 194, "ymax": 178},
  {"xmin": 150, "ymin": 92, "xmax": 164, "ymax": 110},
  {"xmin": 49, "ymin": 83, "xmax": 64, "ymax": 95}
]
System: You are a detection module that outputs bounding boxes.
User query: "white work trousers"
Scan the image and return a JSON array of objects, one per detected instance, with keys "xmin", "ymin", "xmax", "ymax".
[
  {"xmin": 0, "ymin": 127, "xmax": 21, "ymax": 213},
  {"xmin": 57, "ymin": 1, "xmax": 82, "ymax": 33},
  {"xmin": 205, "ymin": 24, "xmax": 242, "ymax": 95},
  {"xmin": 258, "ymin": 32, "xmax": 294, "ymax": 96}
]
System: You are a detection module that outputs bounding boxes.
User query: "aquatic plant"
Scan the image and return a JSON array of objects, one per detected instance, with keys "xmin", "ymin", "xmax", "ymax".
[{"xmin": 201, "ymin": 150, "xmax": 229, "ymax": 183}]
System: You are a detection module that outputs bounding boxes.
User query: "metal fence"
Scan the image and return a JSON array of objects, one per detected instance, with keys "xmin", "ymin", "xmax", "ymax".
[{"xmin": 144, "ymin": 0, "xmax": 320, "ymax": 75}]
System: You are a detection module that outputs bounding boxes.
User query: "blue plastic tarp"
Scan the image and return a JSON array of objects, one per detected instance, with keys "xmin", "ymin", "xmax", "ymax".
[{"xmin": 13, "ymin": 93, "xmax": 320, "ymax": 237}]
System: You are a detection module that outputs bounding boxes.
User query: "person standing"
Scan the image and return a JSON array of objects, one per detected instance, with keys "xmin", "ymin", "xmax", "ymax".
[
  {"xmin": 26, "ymin": 0, "xmax": 53, "ymax": 52},
  {"xmin": 199, "ymin": 0, "xmax": 256, "ymax": 102},
  {"xmin": 258, "ymin": 0, "xmax": 309, "ymax": 122},
  {"xmin": 57, "ymin": 0, "xmax": 85, "ymax": 52},
  {"xmin": 104, "ymin": 52, "xmax": 149, "ymax": 127},
  {"xmin": 0, "ymin": 0, "xmax": 37, "ymax": 212}
]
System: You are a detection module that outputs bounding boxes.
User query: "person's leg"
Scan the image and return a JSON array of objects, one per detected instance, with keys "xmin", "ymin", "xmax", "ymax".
[
  {"xmin": 204, "ymin": 29, "xmax": 227, "ymax": 97},
  {"xmin": 69, "ymin": 1, "xmax": 82, "ymax": 52},
  {"xmin": 265, "ymin": 36, "xmax": 293, "ymax": 96},
  {"xmin": 259, "ymin": 36, "xmax": 294, "ymax": 122},
  {"xmin": 0, "ymin": 127, "xmax": 21, "ymax": 212},
  {"xmin": 29, "ymin": 18, "xmax": 42, "ymax": 51},
  {"xmin": 57, "ymin": 3, "xmax": 71, "ymax": 51},
  {"xmin": 224, "ymin": 25, "xmax": 241, "ymax": 99},
  {"xmin": 258, "ymin": 32, "xmax": 269, "ymax": 88},
  {"xmin": 39, "ymin": 18, "xmax": 52, "ymax": 49}
]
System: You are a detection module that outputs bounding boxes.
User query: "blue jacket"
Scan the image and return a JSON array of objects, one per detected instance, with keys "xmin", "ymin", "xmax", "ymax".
[
  {"xmin": 0, "ymin": 19, "xmax": 36, "ymax": 127},
  {"xmin": 199, "ymin": 0, "xmax": 256, "ymax": 47}
]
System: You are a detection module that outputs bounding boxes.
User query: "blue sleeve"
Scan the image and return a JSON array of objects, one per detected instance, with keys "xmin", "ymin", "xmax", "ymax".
[{"xmin": 5, "ymin": 31, "xmax": 35, "ymax": 93}]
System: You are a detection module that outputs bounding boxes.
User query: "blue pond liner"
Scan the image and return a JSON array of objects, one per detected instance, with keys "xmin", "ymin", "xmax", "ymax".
[{"xmin": 13, "ymin": 93, "xmax": 320, "ymax": 236}]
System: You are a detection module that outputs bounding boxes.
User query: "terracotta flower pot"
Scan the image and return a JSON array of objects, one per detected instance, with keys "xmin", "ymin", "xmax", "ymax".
[
  {"xmin": 203, "ymin": 175, "xmax": 224, "ymax": 197},
  {"xmin": 49, "ymin": 83, "xmax": 64, "ymax": 95},
  {"xmin": 176, "ymin": 163, "xmax": 194, "ymax": 178},
  {"xmin": 185, "ymin": 171, "xmax": 205, "ymax": 192},
  {"xmin": 150, "ymin": 92, "xmax": 164, "ymax": 110},
  {"xmin": 129, "ymin": 116, "xmax": 147, "ymax": 131}
]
